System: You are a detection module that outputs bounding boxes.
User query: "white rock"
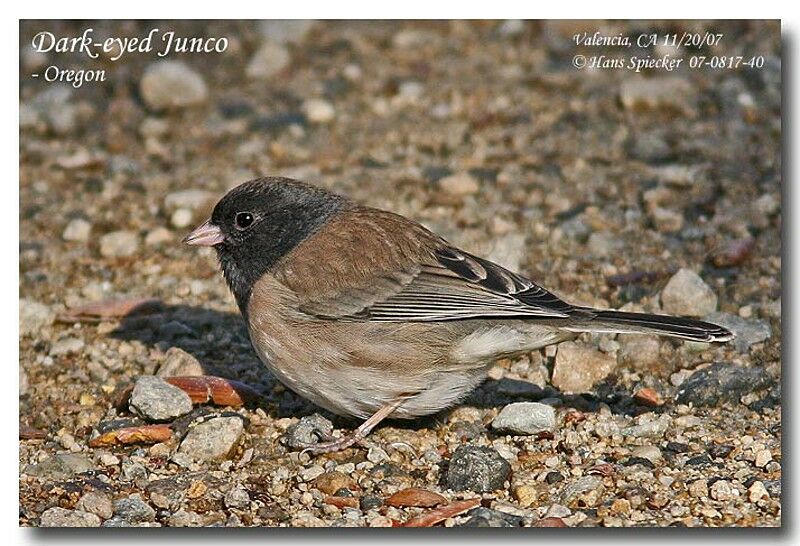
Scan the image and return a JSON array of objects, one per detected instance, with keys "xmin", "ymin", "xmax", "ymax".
[
  {"xmin": 661, "ymin": 268, "xmax": 717, "ymax": 317},
  {"xmin": 491, "ymin": 402, "xmax": 556, "ymax": 435},
  {"xmin": 439, "ymin": 172, "xmax": 479, "ymax": 196},
  {"xmin": 99, "ymin": 230, "xmax": 140, "ymax": 258},
  {"xmin": 63, "ymin": 218, "xmax": 92, "ymax": 242},
  {"xmin": 552, "ymin": 341, "xmax": 616, "ymax": 393},
  {"xmin": 246, "ymin": 42, "xmax": 290, "ymax": 79},
  {"xmin": 40, "ymin": 507, "xmax": 101, "ymax": 527},
  {"xmin": 748, "ymin": 481, "xmax": 769, "ymax": 502},
  {"xmin": 171, "ymin": 208, "xmax": 194, "ymax": 229},
  {"xmin": 257, "ymin": 20, "xmax": 314, "ymax": 44},
  {"xmin": 20, "ymin": 299, "xmax": 54, "ymax": 336},
  {"xmin": 177, "ymin": 417, "xmax": 245, "ymax": 462},
  {"xmin": 302, "ymin": 99, "xmax": 335, "ymax": 124},
  {"xmin": 754, "ymin": 449, "xmax": 772, "ymax": 468},
  {"xmin": 164, "ymin": 189, "xmax": 215, "ymax": 211},
  {"xmin": 140, "ymin": 61, "xmax": 208, "ymax": 110},
  {"xmin": 145, "ymin": 227, "xmax": 173, "ymax": 246},
  {"xmin": 50, "ymin": 337, "xmax": 85, "ymax": 356}
]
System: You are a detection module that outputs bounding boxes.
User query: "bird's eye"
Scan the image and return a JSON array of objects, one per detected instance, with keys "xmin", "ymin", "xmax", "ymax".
[{"xmin": 234, "ymin": 212, "xmax": 254, "ymax": 230}]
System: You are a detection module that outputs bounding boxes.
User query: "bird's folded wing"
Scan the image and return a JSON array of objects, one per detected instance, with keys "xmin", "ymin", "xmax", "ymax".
[
  {"xmin": 349, "ymin": 248, "xmax": 575, "ymax": 322},
  {"xmin": 273, "ymin": 207, "xmax": 575, "ymax": 322}
]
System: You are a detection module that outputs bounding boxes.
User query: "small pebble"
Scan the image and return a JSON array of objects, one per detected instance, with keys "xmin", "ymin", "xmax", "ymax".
[
  {"xmin": 246, "ymin": 42, "xmax": 291, "ymax": 79},
  {"xmin": 170, "ymin": 208, "xmax": 194, "ymax": 229},
  {"xmin": 140, "ymin": 61, "xmax": 208, "ymax": 110},
  {"xmin": 129, "ymin": 376, "xmax": 193, "ymax": 421},
  {"xmin": 755, "ymin": 449, "xmax": 772, "ymax": 468},
  {"xmin": 156, "ymin": 347, "xmax": 205, "ymax": 377},
  {"xmin": 283, "ymin": 414, "xmax": 334, "ymax": 449},
  {"xmin": 62, "ymin": 218, "xmax": 92, "ymax": 242},
  {"xmin": 177, "ymin": 416, "xmax": 245, "ymax": 462},
  {"xmin": 445, "ymin": 446, "xmax": 511, "ymax": 493},
  {"xmin": 99, "ymin": 230, "xmax": 140, "ymax": 258},
  {"xmin": 20, "ymin": 299, "xmax": 54, "ymax": 336},
  {"xmin": 748, "ymin": 481, "xmax": 769, "ymax": 502},
  {"xmin": 76, "ymin": 491, "xmax": 113, "ymax": 520},
  {"xmin": 302, "ymin": 99, "xmax": 335, "ymax": 124},
  {"xmin": 49, "ymin": 337, "xmax": 84, "ymax": 356},
  {"xmin": 661, "ymin": 268, "xmax": 717, "ymax": 317},
  {"xmin": 439, "ymin": 172, "xmax": 479, "ymax": 196},
  {"xmin": 675, "ymin": 363, "xmax": 772, "ymax": 406},
  {"xmin": 224, "ymin": 486, "xmax": 251, "ymax": 509},
  {"xmin": 552, "ymin": 342, "xmax": 616, "ymax": 393},
  {"xmin": 40, "ymin": 507, "xmax": 101, "ymax": 527},
  {"xmin": 491, "ymin": 402, "xmax": 555, "ymax": 435}
]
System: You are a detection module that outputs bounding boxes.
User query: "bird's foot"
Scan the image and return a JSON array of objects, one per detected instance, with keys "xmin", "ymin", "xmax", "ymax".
[{"xmin": 297, "ymin": 431, "xmax": 367, "ymax": 455}]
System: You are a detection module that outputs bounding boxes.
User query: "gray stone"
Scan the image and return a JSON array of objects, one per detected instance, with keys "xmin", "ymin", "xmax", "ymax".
[
  {"xmin": 99, "ymin": 230, "xmax": 140, "ymax": 258},
  {"xmin": 49, "ymin": 337, "xmax": 84, "ymax": 357},
  {"xmin": 62, "ymin": 218, "xmax": 92, "ymax": 242},
  {"xmin": 439, "ymin": 172, "xmax": 479, "ymax": 196},
  {"xmin": 224, "ymin": 486, "xmax": 251, "ymax": 509},
  {"xmin": 246, "ymin": 42, "xmax": 291, "ymax": 79},
  {"xmin": 163, "ymin": 189, "xmax": 215, "ymax": 212},
  {"xmin": 20, "ymin": 299, "xmax": 54, "ymax": 336},
  {"xmin": 498, "ymin": 20, "xmax": 526, "ymax": 37},
  {"xmin": 76, "ymin": 491, "xmax": 113, "ymax": 520},
  {"xmin": 29, "ymin": 85, "xmax": 78, "ymax": 135},
  {"xmin": 486, "ymin": 233, "xmax": 526, "ymax": 273},
  {"xmin": 25, "ymin": 453, "xmax": 96, "ymax": 480},
  {"xmin": 129, "ymin": 376, "xmax": 193, "ymax": 421},
  {"xmin": 675, "ymin": 363, "xmax": 772, "ymax": 406},
  {"xmin": 177, "ymin": 416, "xmax": 245, "ymax": 462},
  {"xmin": 459, "ymin": 507, "xmax": 524, "ymax": 527},
  {"xmin": 559, "ymin": 217, "xmax": 590, "ymax": 243},
  {"xmin": 492, "ymin": 402, "xmax": 556, "ymax": 435},
  {"xmin": 617, "ymin": 335, "xmax": 661, "ymax": 370},
  {"xmin": 283, "ymin": 413, "xmax": 334, "ymax": 449},
  {"xmin": 145, "ymin": 227, "xmax": 173, "ymax": 246},
  {"xmin": 40, "ymin": 507, "xmax": 101, "ymax": 527},
  {"xmin": 445, "ymin": 445, "xmax": 511, "ymax": 493},
  {"xmin": 157, "ymin": 347, "xmax": 205, "ymax": 377},
  {"xmin": 170, "ymin": 208, "xmax": 194, "ymax": 228},
  {"xmin": 168, "ymin": 509, "xmax": 204, "ymax": 527},
  {"xmin": 753, "ymin": 193, "xmax": 779, "ymax": 217},
  {"xmin": 560, "ymin": 475, "xmax": 605, "ymax": 506},
  {"xmin": 257, "ymin": 20, "xmax": 315, "ymax": 44},
  {"xmin": 121, "ymin": 459, "xmax": 148, "ymax": 482},
  {"xmin": 112, "ymin": 494, "xmax": 156, "ymax": 523},
  {"xmin": 587, "ymin": 232, "xmax": 621, "ymax": 257},
  {"xmin": 661, "ymin": 268, "xmax": 717, "ymax": 317},
  {"xmin": 621, "ymin": 415, "xmax": 670, "ymax": 438},
  {"xmin": 704, "ymin": 312, "xmax": 771, "ymax": 352},
  {"xmin": 631, "ymin": 445, "xmax": 663, "ymax": 463},
  {"xmin": 302, "ymin": 98, "xmax": 336, "ymax": 124},
  {"xmin": 552, "ymin": 341, "xmax": 616, "ymax": 394},
  {"xmin": 140, "ymin": 61, "xmax": 208, "ymax": 110}
]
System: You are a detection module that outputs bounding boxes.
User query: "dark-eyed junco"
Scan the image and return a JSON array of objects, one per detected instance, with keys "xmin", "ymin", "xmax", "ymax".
[{"xmin": 184, "ymin": 177, "xmax": 732, "ymax": 453}]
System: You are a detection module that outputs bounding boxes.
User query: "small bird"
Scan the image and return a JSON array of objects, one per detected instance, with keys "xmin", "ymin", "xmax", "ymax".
[{"xmin": 184, "ymin": 177, "xmax": 732, "ymax": 453}]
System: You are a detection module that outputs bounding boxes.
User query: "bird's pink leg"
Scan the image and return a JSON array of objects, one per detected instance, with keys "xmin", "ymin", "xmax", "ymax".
[{"xmin": 298, "ymin": 397, "xmax": 407, "ymax": 455}]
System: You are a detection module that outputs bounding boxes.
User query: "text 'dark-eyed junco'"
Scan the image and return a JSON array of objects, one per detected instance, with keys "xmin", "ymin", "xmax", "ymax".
[{"xmin": 184, "ymin": 177, "xmax": 733, "ymax": 453}]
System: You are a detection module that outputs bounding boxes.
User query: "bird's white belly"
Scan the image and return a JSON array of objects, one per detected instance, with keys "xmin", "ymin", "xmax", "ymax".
[{"xmin": 249, "ymin": 322, "xmax": 568, "ymax": 420}]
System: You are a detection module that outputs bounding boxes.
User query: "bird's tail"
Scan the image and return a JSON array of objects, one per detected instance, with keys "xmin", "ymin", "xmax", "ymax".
[{"xmin": 563, "ymin": 308, "xmax": 734, "ymax": 343}]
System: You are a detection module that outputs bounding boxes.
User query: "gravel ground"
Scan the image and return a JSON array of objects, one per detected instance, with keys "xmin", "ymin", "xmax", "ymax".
[{"xmin": 19, "ymin": 20, "xmax": 781, "ymax": 527}]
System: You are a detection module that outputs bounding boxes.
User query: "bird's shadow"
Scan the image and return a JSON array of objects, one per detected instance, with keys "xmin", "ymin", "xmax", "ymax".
[{"xmin": 111, "ymin": 303, "xmax": 650, "ymax": 431}]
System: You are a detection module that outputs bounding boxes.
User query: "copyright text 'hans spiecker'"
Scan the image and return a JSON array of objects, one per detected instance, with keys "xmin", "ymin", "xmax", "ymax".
[{"xmin": 569, "ymin": 31, "xmax": 766, "ymax": 74}]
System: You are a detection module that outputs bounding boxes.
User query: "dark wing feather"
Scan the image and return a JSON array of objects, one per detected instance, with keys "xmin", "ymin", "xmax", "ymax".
[
  {"xmin": 352, "ymin": 247, "xmax": 575, "ymax": 322},
  {"xmin": 273, "ymin": 206, "xmax": 576, "ymax": 322}
]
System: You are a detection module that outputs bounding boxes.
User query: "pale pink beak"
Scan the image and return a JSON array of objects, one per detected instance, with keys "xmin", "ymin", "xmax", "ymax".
[{"xmin": 183, "ymin": 220, "xmax": 225, "ymax": 247}]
